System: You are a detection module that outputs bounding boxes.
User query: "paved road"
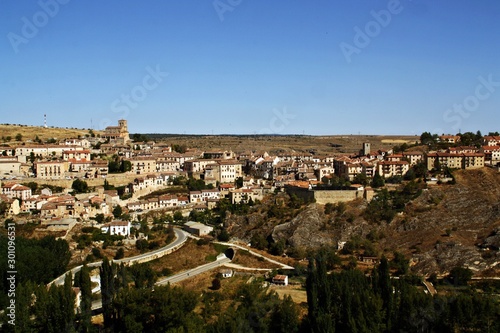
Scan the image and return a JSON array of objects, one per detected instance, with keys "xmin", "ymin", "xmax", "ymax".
[
  {"xmin": 50, "ymin": 228, "xmax": 188, "ymax": 287},
  {"xmin": 422, "ymin": 281, "xmax": 437, "ymax": 295},
  {"xmin": 92, "ymin": 253, "xmax": 232, "ymax": 311},
  {"xmin": 156, "ymin": 254, "xmax": 231, "ymax": 285},
  {"xmin": 214, "ymin": 241, "xmax": 294, "ymax": 270}
]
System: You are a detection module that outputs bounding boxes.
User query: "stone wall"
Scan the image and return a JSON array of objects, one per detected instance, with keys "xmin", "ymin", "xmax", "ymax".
[
  {"xmin": 286, "ymin": 186, "xmax": 369, "ymax": 205},
  {"xmin": 313, "ymin": 189, "xmax": 362, "ymax": 204}
]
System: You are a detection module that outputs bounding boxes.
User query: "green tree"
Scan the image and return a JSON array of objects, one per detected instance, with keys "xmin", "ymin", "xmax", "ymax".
[
  {"xmin": 270, "ymin": 295, "xmax": 300, "ymax": 333},
  {"xmin": 12, "ymin": 282, "xmax": 36, "ymax": 332},
  {"xmin": 93, "ymin": 213, "xmax": 105, "ymax": 224},
  {"xmin": 353, "ymin": 172, "xmax": 369, "ymax": 186},
  {"xmin": 235, "ymin": 176, "xmax": 243, "ymax": 188},
  {"xmin": 34, "ymin": 274, "xmax": 76, "ymax": 332},
  {"xmin": 250, "ymin": 233, "xmax": 268, "ymax": 250},
  {"xmin": 391, "ymin": 251, "xmax": 409, "ymax": 275},
  {"xmin": 103, "ymin": 179, "xmax": 114, "ymax": 190},
  {"xmin": 375, "ymin": 256, "xmax": 393, "ymax": 330},
  {"xmin": 448, "ymin": 266, "xmax": 473, "ymax": 286},
  {"xmin": 114, "ymin": 247, "xmax": 125, "ymax": 260},
  {"xmin": 121, "ymin": 160, "xmax": 132, "ymax": 172},
  {"xmin": 420, "ymin": 131, "xmax": 436, "ymax": 145},
  {"xmin": 72, "ymin": 178, "xmax": 89, "ymax": 193},
  {"xmin": 100, "ymin": 257, "xmax": 116, "ymax": 329},
  {"xmin": 15, "ymin": 133, "xmax": 23, "ymax": 141},
  {"xmin": 172, "ymin": 144, "xmax": 187, "ymax": 153},
  {"xmin": 129, "ymin": 264, "xmax": 157, "ymax": 289},
  {"xmin": 23, "ymin": 181, "xmax": 38, "ymax": 193},
  {"xmin": 211, "ymin": 278, "xmax": 221, "ymax": 290},
  {"xmin": 113, "ymin": 205, "xmax": 123, "ymax": 218},
  {"xmin": 173, "ymin": 210, "xmax": 184, "ymax": 222},
  {"xmin": 108, "ymin": 160, "xmax": 120, "ymax": 173},
  {"xmin": 0, "ymin": 201, "xmax": 9, "ymax": 216},
  {"xmin": 217, "ymin": 228, "xmax": 230, "ymax": 242},
  {"xmin": 113, "ymin": 284, "xmax": 199, "ymax": 332},
  {"xmin": 269, "ymin": 239, "xmax": 285, "ymax": 256},
  {"xmin": 77, "ymin": 264, "xmax": 93, "ymax": 333},
  {"xmin": 371, "ymin": 171, "xmax": 385, "ymax": 188}
]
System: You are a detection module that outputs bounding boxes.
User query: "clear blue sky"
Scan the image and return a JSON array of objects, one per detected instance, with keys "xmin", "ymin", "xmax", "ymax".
[{"xmin": 1, "ymin": 0, "xmax": 499, "ymax": 135}]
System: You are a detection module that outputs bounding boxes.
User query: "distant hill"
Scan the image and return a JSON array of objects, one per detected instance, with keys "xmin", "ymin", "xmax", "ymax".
[
  {"xmin": 0, "ymin": 124, "xmax": 102, "ymax": 143},
  {"xmin": 145, "ymin": 133, "xmax": 419, "ymax": 155}
]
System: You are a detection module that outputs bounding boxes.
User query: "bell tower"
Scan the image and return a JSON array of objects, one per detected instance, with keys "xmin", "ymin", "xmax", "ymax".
[{"xmin": 118, "ymin": 119, "xmax": 128, "ymax": 131}]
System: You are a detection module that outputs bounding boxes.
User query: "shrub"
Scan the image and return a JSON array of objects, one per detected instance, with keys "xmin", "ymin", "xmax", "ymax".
[
  {"xmin": 211, "ymin": 278, "xmax": 221, "ymax": 290},
  {"xmin": 91, "ymin": 247, "xmax": 103, "ymax": 259},
  {"xmin": 114, "ymin": 247, "xmax": 124, "ymax": 260}
]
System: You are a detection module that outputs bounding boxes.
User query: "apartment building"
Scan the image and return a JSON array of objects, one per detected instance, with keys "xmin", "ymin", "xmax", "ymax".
[
  {"xmin": 377, "ymin": 161, "xmax": 410, "ymax": 178},
  {"xmin": 35, "ymin": 160, "xmax": 69, "ymax": 179}
]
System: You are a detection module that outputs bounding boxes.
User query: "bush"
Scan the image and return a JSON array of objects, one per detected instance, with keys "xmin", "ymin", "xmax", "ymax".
[
  {"xmin": 448, "ymin": 266, "xmax": 473, "ymax": 286},
  {"xmin": 197, "ymin": 238, "xmax": 210, "ymax": 246},
  {"xmin": 71, "ymin": 178, "xmax": 88, "ymax": 193},
  {"xmin": 91, "ymin": 247, "xmax": 103, "ymax": 259},
  {"xmin": 161, "ymin": 267, "xmax": 173, "ymax": 277},
  {"xmin": 217, "ymin": 229, "xmax": 230, "ymax": 242},
  {"xmin": 136, "ymin": 239, "xmax": 149, "ymax": 252},
  {"xmin": 211, "ymin": 278, "xmax": 221, "ymax": 290},
  {"xmin": 324, "ymin": 203, "xmax": 335, "ymax": 215},
  {"xmin": 269, "ymin": 240, "xmax": 285, "ymax": 256},
  {"xmin": 82, "ymin": 227, "xmax": 99, "ymax": 233},
  {"xmin": 114, "ymin": 247, "xmax": 124, "ymax": 260},
  {"xmin": 85, "ymin": 254, "xmax": 96, "ymax": 263}
]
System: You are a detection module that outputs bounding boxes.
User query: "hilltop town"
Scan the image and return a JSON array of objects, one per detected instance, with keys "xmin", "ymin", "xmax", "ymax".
[
  {"xmin": 1, "ymin": 121, "xmax": 499, "ymax": 266},
  {"xmin": 0, "ymin": 122, "xmax": 495, "ymax": 220},
  {"xmin": 2, "ymin": 121, "xmax": 500, "ymax": 331}
]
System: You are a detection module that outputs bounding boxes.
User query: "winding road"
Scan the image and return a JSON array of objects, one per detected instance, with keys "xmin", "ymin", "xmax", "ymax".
[
  {"xmin": 91, "ymin": 253, "xmax": 232, "ymax": 311},
  {"xmin": 156, "ymin": 253, "xmax": 231, "ymax": 285},
  {"xmin": 49, "ymin": 228, "xmax": 188, "ymax": 287}
]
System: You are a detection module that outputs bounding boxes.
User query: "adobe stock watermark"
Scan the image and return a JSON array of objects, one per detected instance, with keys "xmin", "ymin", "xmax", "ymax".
[
  {"xmin": 442, "ymin": 74, "xmax": 499, "ymax": 131},
  {"xmin": 6, "ymin": 221, "xmax": 17, "ymax": 326},
  {"xmin": 257, "ymin": 107, "xmax": 296, "ymax": 135},
  {"xmin": 339, "ymin": 0, "xmax": 405, "ymax": 64},
  {"xmin": 7, "ymin": 0, "xmax": 70, "ymax": 54},
  {"xmin": 100, "ymin": 65, "xmax": 168, "ymax": 130},
  {"xmin": 213, "ymin": 0, "xmax": 242, "ymax": 22}
]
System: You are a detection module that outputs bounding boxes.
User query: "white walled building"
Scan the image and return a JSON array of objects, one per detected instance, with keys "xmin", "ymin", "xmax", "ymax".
[{"xmin": 101, "ymin": 220, "xmax": 131, "ymax": 237}]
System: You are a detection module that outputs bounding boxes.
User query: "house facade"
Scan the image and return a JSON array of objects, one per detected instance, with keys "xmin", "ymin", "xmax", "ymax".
[
  {"xmin": 35, "ymin": 160, "xmax": 69, "ymax": 179},
  {"xmin": 101, "ymin": 220, "xmax": 131, "ymax": 236}
]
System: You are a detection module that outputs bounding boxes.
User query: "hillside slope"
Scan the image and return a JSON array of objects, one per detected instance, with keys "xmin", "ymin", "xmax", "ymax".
[
  {"xmin": 388, "ymin": 168, "xmax": 500, "ymax": 275},
  {"xmin": 0, "ymin": 124, "xmax": 100, "ymax": 143},
  {"xmin": 227, "ymin": 168, "xmax": 500, "ymax": 276}
]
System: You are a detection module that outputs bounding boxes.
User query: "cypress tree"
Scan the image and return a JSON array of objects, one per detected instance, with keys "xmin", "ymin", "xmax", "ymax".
[
  {"xmin": 99, "ymin": 257, "xmax": 115, "ymax": 329},
  {"xmin": 377, "ymin": 256, "xmax": 393, "ymax": 331},
  {"xmin": 77, "ymin": 264, "xmax": 92, "ymax": 332}
]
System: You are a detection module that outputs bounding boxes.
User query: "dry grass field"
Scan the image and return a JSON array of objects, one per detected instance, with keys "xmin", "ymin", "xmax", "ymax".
[
  {"xmin": 1, "ymin": 123, "xmax": 419, "ymax": 155},
  {"xmin": 149, "ymin": 239, "xmax": 220, "ymax": 274},
  {"xmin": 155, "ymin": 134, "xmax": 419, "ymax": 155},
  {"xmin": 231, "ymin": 249, "xmax": 281, "ymax": 269},
  {"xmin": 270, "ymin": 284, "xmax": 308, "ymax": 304},
  {"xmin": 0, "ymin": 124, "xmax": 102, "ymax": 143}
]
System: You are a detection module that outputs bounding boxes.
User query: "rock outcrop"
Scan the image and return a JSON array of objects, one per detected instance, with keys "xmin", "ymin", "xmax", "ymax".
[{"xmin": 271, "ymin": 204, "xmax": 334, "ymax": 249}]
